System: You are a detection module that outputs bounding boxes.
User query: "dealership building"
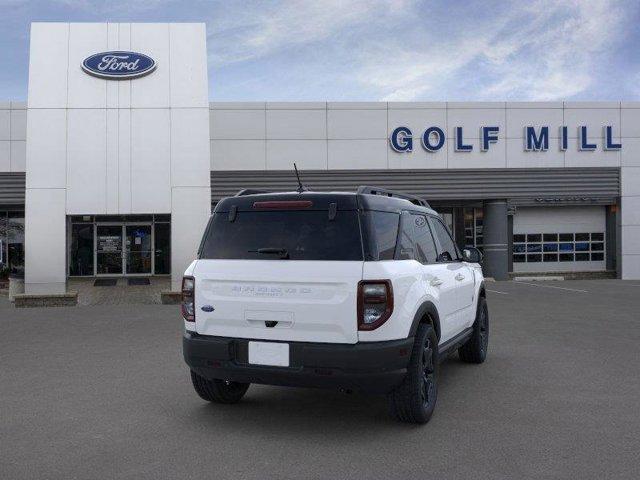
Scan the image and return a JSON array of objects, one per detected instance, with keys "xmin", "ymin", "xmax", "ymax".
[{"xmin": 1, "ymin": 22, "xmax": 640, "ymax": 296}]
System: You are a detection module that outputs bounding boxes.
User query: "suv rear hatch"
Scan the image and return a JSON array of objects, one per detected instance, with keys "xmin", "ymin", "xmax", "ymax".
[{"xmin": 193, "ymin": 195, "xmax": 364, "ymax": 344}]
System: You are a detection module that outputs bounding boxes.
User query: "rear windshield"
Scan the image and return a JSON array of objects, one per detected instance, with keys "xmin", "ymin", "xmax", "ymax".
[{"xmin": 200, "ymin": 210, "xmax": 363, "ymax": 261}]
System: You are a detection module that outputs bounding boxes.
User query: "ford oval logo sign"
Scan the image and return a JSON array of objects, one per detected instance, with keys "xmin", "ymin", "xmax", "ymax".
[{"xmin": 82, "ymin": 51, "xmax": 156, "ymax": 80}]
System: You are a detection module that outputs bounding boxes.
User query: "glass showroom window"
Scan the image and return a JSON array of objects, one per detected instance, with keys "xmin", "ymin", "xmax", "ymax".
[
  {"xmin": 68, "ymin": 214, "xmax": 171, "ymax": 277},
  {"xmin": 70, "ymin": 222, "xmax": 95, "ymax": 276},
  {"xmin": 435, "ymin": 208, "xmax": 454, "ymax": 237},
  {"xmin": 513, "ymin": 232, "xmax": 605, "ymax": 263},
  {"xmin": 463, "ymin": 208, "xmax": 484, "ymax": 250},
  {"xmin": 0, "ymin": 212, "xmax": 6, "ymax": 277},
  {"xmin": 153, "ymin": 217, "xmax": 171, "ymax": 275},
  {"xmin": 8, "ymin": 213, "xmax": 24, "ymax": 274},
  {"xmin": 0, "ymin": 211, "xmax": 25, "ymax": 276}
]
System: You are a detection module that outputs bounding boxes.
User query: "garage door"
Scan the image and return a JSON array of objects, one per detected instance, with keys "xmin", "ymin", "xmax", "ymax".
[{"xmin": 513, "ymin": 206, "xmax": 606, "ymax": 273}]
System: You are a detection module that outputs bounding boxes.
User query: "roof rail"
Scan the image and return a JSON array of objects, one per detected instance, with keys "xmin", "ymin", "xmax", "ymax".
[
  {"xmin": 356, "ymin": 186, "xmax": 430, "ymax": 208},
  {"xmin": 235, "ymin": 188, "xmax": 269, "ymax": 197}
]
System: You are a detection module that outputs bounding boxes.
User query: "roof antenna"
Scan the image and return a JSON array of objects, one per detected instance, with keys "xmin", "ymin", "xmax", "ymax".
[{"xmin": 293, "ymin": 163, "xmax": 308, "ymax": 193}]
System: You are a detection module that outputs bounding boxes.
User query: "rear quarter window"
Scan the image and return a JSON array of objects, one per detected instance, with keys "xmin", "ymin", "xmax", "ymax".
[{"xmin": 361, "ymin": 211, "xmax": 400, "ymax": 261}]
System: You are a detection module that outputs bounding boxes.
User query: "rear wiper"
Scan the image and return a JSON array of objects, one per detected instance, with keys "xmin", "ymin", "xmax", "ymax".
[{"xmin": 249, "ymin": 247, "xmax": 290, "ymax": 259}]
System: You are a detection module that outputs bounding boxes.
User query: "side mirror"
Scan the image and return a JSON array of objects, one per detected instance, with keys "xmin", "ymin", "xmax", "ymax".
[
  {"xmin": 437, "ymin": 251, "xmax": 453, "ymax": 262},
  {"xmin": 462, "ymin": 247, "xmax": 483, "ymax": 264}
]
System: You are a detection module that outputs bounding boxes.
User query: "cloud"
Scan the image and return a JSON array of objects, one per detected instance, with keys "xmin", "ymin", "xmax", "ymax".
[
  {"xmin": 0, "ymin": 0, "xmax": 635, "ymax": 101},
  {"xmin": 207, "ymin": 0, "xmax": 414, "ymax": 66},
  {"xmin": 207, "ymin": 0, "xmax": 634, "ymax": 101},
  {"xmin": 34, "ymin": 0, "xmax": 176, "ymax": 12},
  {"xmin": 361, "ymin": 0, "xmax": 628, "ymax": 101},
  {"xmin": 478, "ymin": 0, "xmax": 626, "ymax": 100}
]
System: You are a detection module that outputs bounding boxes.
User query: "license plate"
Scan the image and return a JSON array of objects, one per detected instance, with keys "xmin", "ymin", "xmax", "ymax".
[{"xmin": 248, "ymin": 341, "xmax": 289, "ymax": 367}]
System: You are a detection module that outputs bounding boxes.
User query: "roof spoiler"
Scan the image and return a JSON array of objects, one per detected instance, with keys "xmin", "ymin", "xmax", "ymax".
[
  {"xmin": 356, "ymin": 186, "xmax": 431, "ymax": 208},
  {"xmin": 235, "ymin": 189, "xmax": 269, "ymax": 197}
]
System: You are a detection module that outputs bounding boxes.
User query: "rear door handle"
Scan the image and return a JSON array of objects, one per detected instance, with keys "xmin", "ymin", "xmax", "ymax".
[
  {"xmin": 455, "ymin": 273, "xmax": 465, "ymax": 281},
  {"xmin": 430, "ymin": 278, "xmax": 443, "ymax": 287}
]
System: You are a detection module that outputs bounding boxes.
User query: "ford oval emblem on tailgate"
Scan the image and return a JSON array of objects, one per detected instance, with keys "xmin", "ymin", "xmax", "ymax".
[{"xmin": 201, "ymin": 305, "xmax": 215, "ymax": 312}]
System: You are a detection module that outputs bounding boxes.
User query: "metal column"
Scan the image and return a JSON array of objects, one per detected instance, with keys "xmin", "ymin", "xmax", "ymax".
[{"xmin": 482, "ymin": 200, "xmax": 509, "ymax": 280}]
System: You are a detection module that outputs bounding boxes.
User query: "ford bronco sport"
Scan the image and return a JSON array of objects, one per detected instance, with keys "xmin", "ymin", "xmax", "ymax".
[{"xmin": 182, "ymin": 186, "xmax": 488, "ymax": 424}]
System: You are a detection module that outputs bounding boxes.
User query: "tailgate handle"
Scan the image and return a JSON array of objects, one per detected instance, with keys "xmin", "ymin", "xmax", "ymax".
[
  {"xmin": 246, "ymin": 319, "xmax": 293, "ymax": 329},
  {"xmin": 245, "ymin": 310, "xmax": 294, "ymax": 328}
]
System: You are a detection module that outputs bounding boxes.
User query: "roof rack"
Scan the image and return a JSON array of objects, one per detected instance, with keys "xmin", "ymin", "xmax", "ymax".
[
  {"xmin": 356, "ymin": 186, "xmax": 431, "ymax": 208},
  {"xmin": 235, "ymin": 189, "xmax": 269, "ymax": 197}
]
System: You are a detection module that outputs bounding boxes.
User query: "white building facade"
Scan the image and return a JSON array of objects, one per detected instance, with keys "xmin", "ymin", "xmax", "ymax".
[
  {"xmin": 23, "ymin": 22, "xmax": 210, "ymax": 293},
  {"xmin": 1, "ymin": 22, "xmax": 639, "ymax": 292}
]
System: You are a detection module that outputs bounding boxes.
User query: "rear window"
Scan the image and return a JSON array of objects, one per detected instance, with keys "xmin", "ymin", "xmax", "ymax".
[{"xmin": 200, "ymin": 210, "xmax": 363, "ymax": 261}]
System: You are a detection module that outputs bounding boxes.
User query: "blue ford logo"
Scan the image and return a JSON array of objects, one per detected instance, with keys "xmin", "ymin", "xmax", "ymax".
[{"xmin": 82, "ymin": 51, "xmax": 156, "ymax": 80}]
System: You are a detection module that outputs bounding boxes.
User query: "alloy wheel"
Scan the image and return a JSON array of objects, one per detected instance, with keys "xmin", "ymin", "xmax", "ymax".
[{"xmin": 421, "ymin": 338, "xmax": 436, "ymax": 407}]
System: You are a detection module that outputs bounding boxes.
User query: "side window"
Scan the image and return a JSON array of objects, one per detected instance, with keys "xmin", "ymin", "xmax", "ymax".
[
  {"xmin": 395, "ymin": 212, "xmax": 415, "ymax": 260},
  {"xmin": 368, "ymin": 211, "xmax": 400, "ymax": 260},
  {"xmin": 412, "ymin": 214, "xmax": 438, "ymax": 264},
  {"xmin": 429, "ymin": 217, "xmax": 459, "ymax": 262}
]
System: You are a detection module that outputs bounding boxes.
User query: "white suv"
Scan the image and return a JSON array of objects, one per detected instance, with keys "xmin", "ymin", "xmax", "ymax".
[{"xmin": 182, "ymin": 186, "xmax": 488, "ymax": 424}]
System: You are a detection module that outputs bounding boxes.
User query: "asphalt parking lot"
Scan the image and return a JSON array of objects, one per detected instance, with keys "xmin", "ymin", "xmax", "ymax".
[{"xmin": 1, "ymin": 280, "xmax": 640, "ymax": 480}]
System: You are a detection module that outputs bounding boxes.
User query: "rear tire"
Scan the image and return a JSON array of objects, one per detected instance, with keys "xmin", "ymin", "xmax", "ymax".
[
  {"xmin": 458, "ymin": 297, "xmax": 489, "ymax": 364},
  {"xmin": 387, "ymin": 323, "xmax": 438, "ymax": 424},
  {"xmin": 190, "ymin": 370, "xmax": 250, "ymax": 404}
]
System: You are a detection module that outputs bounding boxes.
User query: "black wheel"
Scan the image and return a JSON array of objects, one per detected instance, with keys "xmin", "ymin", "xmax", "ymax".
[
  {"xmin": 388, "ymin": 323, "xmax": 438, "ymax": 424},
  {"xmin": 190, "ymin": 370, "xmax": 250, "ymax": 404},
  {"xmin": 459, "ymin": 297, "xmax": 489, "ymax": 364}
]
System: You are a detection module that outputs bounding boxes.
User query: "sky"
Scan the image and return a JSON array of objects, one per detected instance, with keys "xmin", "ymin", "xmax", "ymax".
[{"xmin": 0, "ymin": 0, "xmax": 639, "ymax": 102}]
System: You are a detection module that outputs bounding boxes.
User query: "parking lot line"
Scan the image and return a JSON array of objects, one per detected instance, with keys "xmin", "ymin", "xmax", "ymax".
[
  {"xmin": 514, "ymin": 281, "xmax": 589, "ymax": 293},
  {"xmin": 486, "ymin": 289, "xmax": 509, "ymax": 295}
]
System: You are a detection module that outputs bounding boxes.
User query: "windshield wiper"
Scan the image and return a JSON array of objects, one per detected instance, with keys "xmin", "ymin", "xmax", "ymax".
[{"xmin": 249, "ymin": 247, "xmax": 290, "ymax": 259}]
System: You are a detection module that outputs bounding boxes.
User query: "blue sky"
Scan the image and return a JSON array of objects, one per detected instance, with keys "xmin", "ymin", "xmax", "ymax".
[{"xmin": 1, "ymin": 0, "xmax": 639, "ymax": 101}]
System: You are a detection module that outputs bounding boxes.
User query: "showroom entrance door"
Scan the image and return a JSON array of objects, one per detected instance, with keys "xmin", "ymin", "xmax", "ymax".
[
  {"xmin": 95, "ymin": 224, "xmax": 153, "ymax": 276},
  {"xmin": 96, "ymin": 225, "xmax": 123, "ymax": 275},
  {"xmin": 125, "ymin": 225, "xmax": 152, "ymax": 275}
]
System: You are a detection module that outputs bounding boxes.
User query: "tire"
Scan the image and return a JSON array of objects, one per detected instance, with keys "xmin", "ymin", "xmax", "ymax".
[
  {"xmin": 458, "ymin": 296, "xmax": 489, "ymax": 364},
  {"xmin": 388, "ymin": 323, "xmax": 438, "ymax": 424},
  {"xmin": 190, "ymin": 370, "xmax": 250, "ymax": 404}
]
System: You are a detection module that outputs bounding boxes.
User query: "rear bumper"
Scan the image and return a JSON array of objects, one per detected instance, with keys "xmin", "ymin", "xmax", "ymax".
[{"xmin": 183, "ymin": 331, "xmax": 413, "ymax": 394}]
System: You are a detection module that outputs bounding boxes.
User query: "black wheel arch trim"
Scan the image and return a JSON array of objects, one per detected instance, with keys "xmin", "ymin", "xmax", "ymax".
[
  {"xmin": 478, "ymin": 280, "xmax": 486, "ymax": 298},
  {"xmin": 408, "ymin": 301, "xmax": 442, "ymax": 341}
]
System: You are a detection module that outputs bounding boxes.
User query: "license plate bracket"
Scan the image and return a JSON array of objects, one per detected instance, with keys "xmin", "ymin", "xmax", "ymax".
[{"xmin": 248, "ymin": 341, "xmax": 290, "ymax": 367}]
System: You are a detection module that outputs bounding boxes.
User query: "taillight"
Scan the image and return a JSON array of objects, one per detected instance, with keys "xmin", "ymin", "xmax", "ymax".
[
  {"xmin": 182, "ymin": 276, "xmax": 195, "ymax": 322},
  {"xmin": 357, "ymin": 280, "xmax": 393, "ymax": 330}
]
